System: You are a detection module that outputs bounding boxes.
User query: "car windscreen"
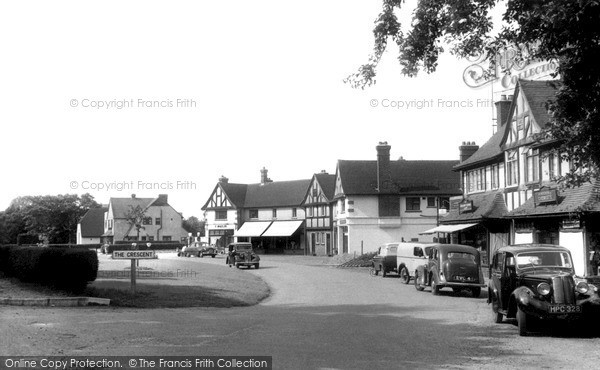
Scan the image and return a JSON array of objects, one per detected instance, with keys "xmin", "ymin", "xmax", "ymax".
[
  {"xmin": 447, "ymin": 252, "xmax": 475, "ymax": 262},
  {"xmin": 235, "ymin": 245, "xmax": 252, "ymax": 251},
  {"xmin": 515, "ymin": 251, "xmax": 573, "ymax": 270}
]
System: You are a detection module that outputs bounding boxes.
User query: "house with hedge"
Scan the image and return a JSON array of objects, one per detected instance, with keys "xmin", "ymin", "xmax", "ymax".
[
  {"xmin": 76, "ymin": 206, "xmax": 108, "ymax": 244},
  {"xmin": 101, "ymin": 194, "xmax": 188, "ymax": 244}
]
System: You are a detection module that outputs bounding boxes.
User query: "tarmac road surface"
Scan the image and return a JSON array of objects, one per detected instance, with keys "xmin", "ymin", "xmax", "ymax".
[{"xmin": 2, "ymin": 254, "xmax": 600, "ymax": 369}]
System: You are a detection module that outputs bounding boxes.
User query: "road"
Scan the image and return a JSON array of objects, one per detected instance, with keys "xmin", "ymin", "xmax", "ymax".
[{"xmin": 2, "ymin": 254, "xmax": 600, "ymax": 369}]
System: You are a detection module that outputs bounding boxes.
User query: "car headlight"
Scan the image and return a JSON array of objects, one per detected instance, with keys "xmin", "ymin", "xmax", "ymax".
[
  {"xmin": 537, "ymin": 282, "xmax": 551, "ymax": 296},
  {"xmin": 576, "ymin": 281, "xmax": 590, "ymax": 294}
]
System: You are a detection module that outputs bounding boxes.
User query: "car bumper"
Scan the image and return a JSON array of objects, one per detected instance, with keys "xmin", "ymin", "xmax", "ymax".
[{"xmin": 440, "ymin": 282, "xmax": 486, "ymax": 288}]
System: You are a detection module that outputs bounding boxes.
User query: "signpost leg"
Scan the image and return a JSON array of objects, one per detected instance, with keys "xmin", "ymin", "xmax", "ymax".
[{"xmin": 131, "ymin": 259, "xmax": 136, "ymax": 294}]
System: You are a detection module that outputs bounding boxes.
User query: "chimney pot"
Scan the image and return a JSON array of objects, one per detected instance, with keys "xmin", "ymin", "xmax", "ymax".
[{"xmin": 459, "ymin": 142, "xmax": 479, "ymax": 162}]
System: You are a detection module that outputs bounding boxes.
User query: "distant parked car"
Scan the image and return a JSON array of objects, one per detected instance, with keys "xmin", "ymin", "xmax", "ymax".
[
  {"xmin": 370, "ymin": 243, "xmax": 398, "ymax": 277},
  {"xmin": 370, "ymin": 242, "xmax": 433, "ymax": 283},
  {"xmin": 488, "ymin": 244, "xmax": 600, "ymax": 336},
  {"xmin": 177, "ymin": 242, "xmax": 216, "ymax": 258},
  {"xmin": 414, "ymin": 244, "xmax": 485, "ymax": 297},
  {"xmin": 226, "ymin": 242, "xmax": 260, "ymax": 269}
]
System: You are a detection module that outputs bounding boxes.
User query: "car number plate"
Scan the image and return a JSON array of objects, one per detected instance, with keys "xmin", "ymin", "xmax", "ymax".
[
  {"xmin": 548, "ymin": 305, "xmax": 581, "ymax": 314},
  {"xmin": 453, "ymin": 275, "xmax": 474, "ymax": 282}
]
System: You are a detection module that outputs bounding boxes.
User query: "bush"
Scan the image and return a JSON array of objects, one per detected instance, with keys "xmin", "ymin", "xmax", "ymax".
[{"xmin": 0, "ymin": 245, "xmax": 98, "ymax": 292}]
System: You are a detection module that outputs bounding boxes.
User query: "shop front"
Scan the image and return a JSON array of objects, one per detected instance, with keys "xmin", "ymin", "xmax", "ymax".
[{"xmin": 234, "ymin": 220, "xmax": 305, "ymax": 254}]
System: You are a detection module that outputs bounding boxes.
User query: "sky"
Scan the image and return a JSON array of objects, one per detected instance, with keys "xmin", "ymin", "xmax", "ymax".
[{"xmin": 0, "ymin": 0, "xmax": 534, "ymax": 218}]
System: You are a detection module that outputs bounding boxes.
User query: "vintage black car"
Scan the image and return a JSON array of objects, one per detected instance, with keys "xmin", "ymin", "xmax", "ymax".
[
  {"xmin": 177, "ymin": 242, "xmax": 216, "ymax": 258},
  {"xmin": 489, "ymin": 244, "xmax": 600, "ymax": 336},
  {"xmin": 370, "ymin": 243, "xmax": 398, "ymax": 277},
  {"xmin": 226, "ymin": 242, "xmax": 260, "ymax": 269},
  {"xmin": 414, "ymin": 244, "xmax": 486, "ymax": 297}
]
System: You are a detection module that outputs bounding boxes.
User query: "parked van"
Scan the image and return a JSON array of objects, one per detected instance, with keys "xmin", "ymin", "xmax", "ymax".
[
  {"xmin": 371, "ymin": 242, "xmax": 433, "ymax": 281},
  {"xmin": 396, "ymin": 242, "xmax": 435, "ymax": 284}
]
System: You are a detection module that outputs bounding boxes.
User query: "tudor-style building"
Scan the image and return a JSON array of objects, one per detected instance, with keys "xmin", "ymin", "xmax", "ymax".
[
  {"xmin": 202, "ymin": 169, "xmax": 311, "ymax": 253},
  {"xmin": 332, "ymin": 142, "xmax": 462, "ymax": 255},
  {"xmin": 438, "ymin": 79, "xmax": 600, "ymax": 277},
  {"xmin": 302, "ymin": 171, "xmax": 336, "ymax": 256}
]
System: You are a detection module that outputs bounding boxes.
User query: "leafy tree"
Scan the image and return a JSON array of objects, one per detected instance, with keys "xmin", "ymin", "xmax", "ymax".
[
  {"xmin": 124, "ymin": 205, "xmax": 147, "ymax": 241},
  {"xmin": 182, "ymin": 216, "xmax": 205, "ymax": 237},
  {"xmin": 0, "ymin": 193, "xmax": 100, "ymax": 244},
  {"xmin": 348, "ymin": 0, "xmax": 600, "ymax": 186}
]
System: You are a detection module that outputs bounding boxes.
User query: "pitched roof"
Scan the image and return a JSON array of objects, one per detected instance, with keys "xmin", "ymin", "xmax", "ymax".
[
  {"xmin": 244, "ymin": 179, "xmax": 311, "ymax": 208},
  {"xmin": 454, "ymin": 79, "xmax": 559, "ymax": 171},
  {"xmin": 453, "ymin": 126, "xmax": 507, "ymax": 170},
  {"xmin": 519, "ymin": 79, "xmax": 560, "ymax": 128},
  {"xmin": 509, "ymin": 181, "xmax": 600, "ymax": 217},
  {"xmin": 205, "ymin": 179, "xmax": 312, "ymax": 209},
  {"xmin": 79, "ymin": 207, "xmax": 108, "ymax": 237},
  {"xmin": 109, "ymin": 197, "xmax": 157, "ymax": 218},
  {"xmin": 441, "ymin": 191, "xmax": 507, "ymax": 224},
  {"xmin": 315, "ymin": 173, "xmax": 336, "ymax": 200},
  {"xmin": 219, "ymin": 182, "xmax": 248, "ymax": 208},
  {"xmin": 337, "ymin": 159, "xmax": 461, "ymax": 196}
]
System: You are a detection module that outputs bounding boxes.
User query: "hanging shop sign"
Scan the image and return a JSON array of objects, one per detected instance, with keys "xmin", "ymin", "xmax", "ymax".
[
  {"xmin": 534, "ymin": 188, "xmax": 558, "ymax": 206},
  {"xmin": 459, "ymin": 200, "xmax": 474, "ymax": 214}
]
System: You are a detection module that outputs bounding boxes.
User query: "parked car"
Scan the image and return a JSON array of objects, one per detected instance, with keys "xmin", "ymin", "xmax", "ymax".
[
  {"xmin": 414, "ymin": 244, "xmax": 486, "ymax": 297},
  {"xmin": 177, "ymin": 242, "xmax": 216, "ymax": 258},
  {"xmin": 226, "ymin": 242, "xmax": 260, "ymax": 269},
  {"xmin": 488, "ymin": 244, "xmax": 600, "ymax": 336},
  {"xmin": 370, "ymin": 243, "xmax": 398, "ymax": 277}
]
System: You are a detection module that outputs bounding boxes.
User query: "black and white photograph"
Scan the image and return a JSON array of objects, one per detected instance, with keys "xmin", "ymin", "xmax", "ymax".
[{"xmin": 1, "ymin": 1, "xmax": 600, "ymax": 369}]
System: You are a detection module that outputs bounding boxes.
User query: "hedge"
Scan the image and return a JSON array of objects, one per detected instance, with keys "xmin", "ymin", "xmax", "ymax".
[
  {"xmin": 0, "ymin": 245, "xmax": 98, "ymax": 292},
  {"xmin": 104, "ymin": 242, "xmax": 185, "ymax": 253}
]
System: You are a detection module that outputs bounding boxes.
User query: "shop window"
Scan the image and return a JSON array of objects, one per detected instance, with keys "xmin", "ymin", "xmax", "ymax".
[{"xmin": 427, "ymin": 197, "xmax": 436, "ymax": 208}]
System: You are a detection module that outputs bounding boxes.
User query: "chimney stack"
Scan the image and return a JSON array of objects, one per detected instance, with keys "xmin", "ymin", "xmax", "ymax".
[
  {"xmin": 459, "ymin": 141, "xmax": 479, "ymax": 162},
  {"xmin": 260, "ymin": 167, "xmax": 272, "ymax": 184},
  {"xmin": 218, "ymin": 175, "xmax": 229, "ymax": 184},
  {"xmin": 376, "ymin": 141, "xmax": 392, "ymax": 192},
  {"xmin": 495, "ymin": 94, "xmax": 512, "ymax": 127}
]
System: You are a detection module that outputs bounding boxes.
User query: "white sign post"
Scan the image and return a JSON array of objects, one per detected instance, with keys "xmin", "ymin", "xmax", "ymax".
[{"xmin": 112, "ymin": 246, "xmax": 155, "ymax": 294}]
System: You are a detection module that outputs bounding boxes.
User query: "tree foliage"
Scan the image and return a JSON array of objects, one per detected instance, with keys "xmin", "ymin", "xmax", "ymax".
[
  {"xmin": 0, "ymin": 194, "xmax": 100, "ymax": 244},
  {"xmin": 348, "ymin": 0, "xmax": 600, "ymax": 186},
  {"xmin": 182, "ymin": 216, "xmax": 205, "ymax": 236},
  {"xmin": 124, "ymin": 205, "xmax": 147, "ymax": 241}
]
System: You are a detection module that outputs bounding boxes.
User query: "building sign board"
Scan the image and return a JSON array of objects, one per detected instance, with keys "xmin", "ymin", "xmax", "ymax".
[
  {"xmin": 561, "ymin": 219, "xmax": 581, "ymax": 230},
  {"xmin": 459, "ymin": 200, "xmax": 474, "ymax": 214},
  {"xmin": 534, "ymin": 188, "xmax": 558, "ymax": 206},
  {"xmin": 112, "ymin": 250, "xmax": 156, "ymax": 259}
]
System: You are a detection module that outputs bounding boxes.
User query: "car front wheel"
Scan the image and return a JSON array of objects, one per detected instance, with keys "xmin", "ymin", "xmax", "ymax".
[
  {"xmin": 400, "ymin": 267, "xmax": 410, "ymax": 284},
  {"xmin": 414, "ymin": 271, "xmax": 424, "ymax": 291},
  {"xmin": 431, "ymin": 274, "xmax": 440, "ymax": 295}
]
